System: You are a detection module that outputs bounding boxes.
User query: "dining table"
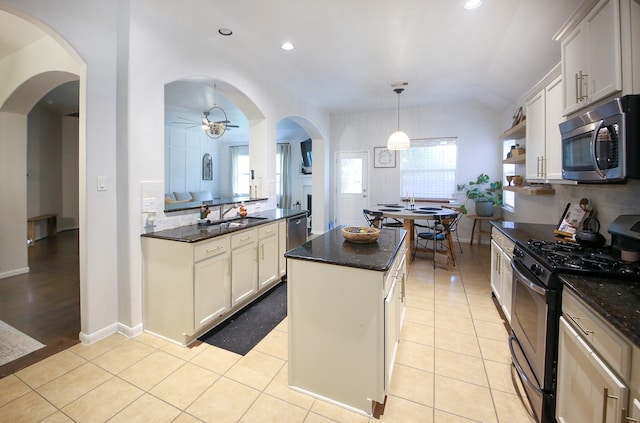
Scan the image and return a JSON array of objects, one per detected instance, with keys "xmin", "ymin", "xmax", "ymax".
[{"xmin": 368, "ymin": 203, "xmax": 459, "ymax": 263}]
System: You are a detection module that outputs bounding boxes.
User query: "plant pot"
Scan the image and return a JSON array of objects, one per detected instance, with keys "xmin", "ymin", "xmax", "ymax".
[{"xmin": 475, "ymin": 200, "xmax": 494, "ymax": 217}]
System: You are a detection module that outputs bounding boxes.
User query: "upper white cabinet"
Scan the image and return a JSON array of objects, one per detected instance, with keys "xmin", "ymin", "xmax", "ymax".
[
  {"xmin": 561, "ymin": 0, "xmax": 621, "ymax": 115},
  {"xmin": 524, "ymin": 66, "xmax": 565, "ymax": 182}
]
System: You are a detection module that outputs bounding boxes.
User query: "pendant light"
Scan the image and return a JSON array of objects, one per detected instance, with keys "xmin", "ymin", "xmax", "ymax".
[{"xmin": 387, "ymin": 87, "xmax": 410, "ymax": 150}]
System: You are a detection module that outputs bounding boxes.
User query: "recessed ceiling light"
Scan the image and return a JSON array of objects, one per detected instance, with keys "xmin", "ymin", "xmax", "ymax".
[
  {"xmin": 464, "ymin": 0, "xmax": 483, "ymax": 10},
  {"xmin": 218, "ymin": 28, "xmax": 233, "ymax": 36},
  {"xmin": 281, "ymin": 42, "xmax": 294, "ymax": 51}
]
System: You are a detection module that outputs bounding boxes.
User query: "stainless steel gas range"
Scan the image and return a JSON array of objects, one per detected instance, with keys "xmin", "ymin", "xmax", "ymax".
[{"xmin": 509, "ymin": 218, "xmax": 640, "ymax": 423}]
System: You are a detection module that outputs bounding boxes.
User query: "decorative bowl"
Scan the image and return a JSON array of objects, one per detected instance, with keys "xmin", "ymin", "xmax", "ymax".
[{"xmin": 342, "ymin": 226, "xmax": 380, "ymax": 243}]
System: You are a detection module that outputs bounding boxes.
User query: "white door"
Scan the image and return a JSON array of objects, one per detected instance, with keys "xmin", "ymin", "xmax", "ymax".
[{"xmin": 335, "ymin": 151, "xmax": 369, "ymax": 227}]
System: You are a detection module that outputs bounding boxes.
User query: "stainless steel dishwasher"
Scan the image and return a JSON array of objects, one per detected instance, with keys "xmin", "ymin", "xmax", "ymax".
[{"xmin": 286, "ymin": 214, "xmax": 308, "ymax": 251}]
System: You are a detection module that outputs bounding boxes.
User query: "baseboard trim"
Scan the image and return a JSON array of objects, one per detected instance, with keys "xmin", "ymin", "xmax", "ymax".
[
  {"xmin": 0, "ymin": 267, "xmax": 29, "ymax": 280},
  {"xmin": 79, "ymin": 322, "xmax": 144, "ymax": 345}
]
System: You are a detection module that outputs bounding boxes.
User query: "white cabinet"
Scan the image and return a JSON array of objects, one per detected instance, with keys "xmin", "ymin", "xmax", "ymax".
[
  {"xmin": 525, "ymin": 69, "xmax": 565, "ymax": 182},
  {"xmin": 194, "ymin": 238, "xmax": 231, "ymax": 331},
  {"xmin": 278, "ymin": 220, "xmax": 287, "ymax": 277},
  {"xmin": 142, "ymin": 235, "xmax": 231, "ymax": 345},
  {"xmin": 490, "ymin": 228, "xmax": 514, "ymax": 323},
  {"xmin": 258, "ymin": 222, "xmax": 279, "ymax": 290},
  {"xmin": 557, "ymin": 317, "xmax": 628, "ymax": 423},
  {"xmin": 231, "ymin": 228, "xmax": 258, "ymax": 307},
  {"xmin": 560, "ymin": 0, "xmax": 622, "ymax": 115}
]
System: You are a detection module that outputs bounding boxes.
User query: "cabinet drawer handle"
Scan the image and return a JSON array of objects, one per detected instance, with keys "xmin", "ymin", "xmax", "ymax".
[
  {"xmin": 239, "ymin": 236, "xmax": 252, "ymax": 242},
  {"xmin": 566, "ymin": 312, "xmax": 593, "ymax": 336},
  {"xmin": 602, "ymin": 386, "xmax": 619, "ymax": 423},
  {"xmin": 205, "ymin": 246, "xmax": 223, "ymax": 253}
]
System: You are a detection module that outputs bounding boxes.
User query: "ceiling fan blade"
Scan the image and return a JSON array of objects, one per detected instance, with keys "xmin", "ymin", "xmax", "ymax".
[
  {"xmin": 226, "ymin": 125, "xmax": 239, "ymax": 128},
  {"xmin": 172, "ymin": 117, "xmax": 199, "ymax": 124}
]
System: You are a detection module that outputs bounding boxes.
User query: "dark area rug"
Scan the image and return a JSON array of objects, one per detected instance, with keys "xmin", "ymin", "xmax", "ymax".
[{"xmin": 199, "ymin": 282, "xmax": 287, "ymax": 355}]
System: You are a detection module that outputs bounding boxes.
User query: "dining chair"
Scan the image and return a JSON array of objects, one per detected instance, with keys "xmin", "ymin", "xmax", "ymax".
[
  {"xmin": 363, "ymin": 209, "xmax": 404, "ymax": 229},
  {"xmin": 412, "ymin": 214, "xmax": 458, "ymax": 268}
]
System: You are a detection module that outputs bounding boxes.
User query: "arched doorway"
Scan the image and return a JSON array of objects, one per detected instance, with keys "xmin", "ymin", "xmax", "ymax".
[{"xmin": 0, "ymin": 10, "xmax": 84, "ymax": 375}]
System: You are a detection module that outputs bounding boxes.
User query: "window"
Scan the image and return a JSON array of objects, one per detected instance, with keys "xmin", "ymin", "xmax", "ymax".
[
  {"xmin": 230, "ymin": 145, "xmax": 250, "ymax": 196},
  {"xmin": 400, "ymin": 138, "xmax": 458, "ymax": 199}
]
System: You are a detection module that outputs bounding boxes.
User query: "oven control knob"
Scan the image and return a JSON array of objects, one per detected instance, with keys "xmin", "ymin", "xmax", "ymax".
[
  {"xmin": 514, "ymin": 248, "xmax": 524, "ymax": 258},
  {"xmin": 531, "ymin": 264, "xmax": 542, "ymax": 276}
]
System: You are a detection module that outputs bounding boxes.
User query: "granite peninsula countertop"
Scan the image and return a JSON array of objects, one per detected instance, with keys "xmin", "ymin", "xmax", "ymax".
[
  {"xmin": 561, "ymin": 274, "xmax": 640, "ymax": 348},
  {"xmin": 141, "ymin": 208, "xmax": 307, "ymax": 243},
  {"xmin": 285, "ymin": 226, "xmax": 407, "ymax": 272},
  {"xmin": 492, "ymin": 221, "xmax": 640, "ymax": 349}
]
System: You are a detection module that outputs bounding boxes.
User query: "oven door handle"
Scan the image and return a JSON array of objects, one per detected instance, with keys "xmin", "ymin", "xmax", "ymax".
[
  {"xmin": 511, "ymin": 260, "xmax": 546, "ymax": 296},
  {"xmin": 508, "ymin": 334, "xmax": 544, "ymax": 395}
]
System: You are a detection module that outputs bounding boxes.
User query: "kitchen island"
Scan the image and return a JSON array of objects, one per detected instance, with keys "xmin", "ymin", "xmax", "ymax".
[{"xmin": 285, "ymin": 226, "xmax": 407, "ymax": 417}]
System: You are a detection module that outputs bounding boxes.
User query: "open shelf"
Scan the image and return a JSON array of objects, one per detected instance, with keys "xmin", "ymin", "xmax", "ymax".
[
  {"xmin": 503, "ymin": 156, "xmax": 525, "ymax": 164},
  {"xmin": 500, "ymin": 119, "xmax": 526, "ymax": 140},
  {"xmin": 504, "ymin": 185, "xmax": 555, "ymax": 195}
]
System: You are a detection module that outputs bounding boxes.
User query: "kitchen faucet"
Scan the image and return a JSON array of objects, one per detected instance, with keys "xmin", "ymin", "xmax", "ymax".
[{"xmin": 221, "ymin": 203, "xmax": 239, "ymax": 219}]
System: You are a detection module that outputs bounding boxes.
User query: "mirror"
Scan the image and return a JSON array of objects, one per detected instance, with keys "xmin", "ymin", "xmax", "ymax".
[{"xmin": 164, "ymin": 79, "xmax": 250, "ymax": 212}]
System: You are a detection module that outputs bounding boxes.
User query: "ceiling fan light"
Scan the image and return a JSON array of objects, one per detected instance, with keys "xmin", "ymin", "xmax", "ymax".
[
  {"xmin": 387, "ymin": 131, "xmax": 411, "ymax": 150},
  {"xmin": 464, "ymin": 0, "xmax": 483, "ymax": 10}
]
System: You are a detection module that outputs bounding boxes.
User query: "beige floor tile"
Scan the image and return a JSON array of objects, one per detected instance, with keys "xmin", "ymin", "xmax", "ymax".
[
  {"xmin": 0, "ymin": 390, "xmax": 57, "ymax": 422},
  {"xmin": 119, "ymin": 350, "xmax": 185, "ymax": 391},
  {"xmin": 150, "ymin": 362, "xmax": 219, "ymax": 410},
  {"xmin": 16, "ymin": 349, "xmax": 87, "ymax": 388},
  {"xmin": 187, "ymin": 376, "xmax": 260, "ymax": 423},
  {"xmin": 303, "ymin": 412, "xmax": 337, "ymax": 423},
  {"xmin": 173, "ymin": 412, "xmax": 205, "ymax": 423},
  {"xmin": 110, "ymin": 393, "xmax": 182, "ymax": 422},
  {"xmin": 432, "ymin": 289, "xmax": 468, "ymax": 305},
  {"xmin": 434, "ymin": 375, "xmax": 497, "ymax": 423},
  {"xmin": 465, "ymin": 293, "xmax": 496, "ymax": 308},
  {"xmin": 401, "ymin": 320, "xmax": 435, "ymax": 347},
  {"xmin": 253, "ymin": 328, "xmax": 288, "ymax": 360},
  {"xmin": 483, "ymin": 361, "xmax": 519, "ymax": 395},
  {"xmin": 37, "ymin": 362, "xmax": 112, "ymax": 408},
  {"xmin": 491, "ymin": 390, "xmax": 536, "ymax": 423},
  {"xmin": 405, "ymin": 306, "xmax": 435, "ymax": 327},
  {"xmin": 464, "ymin": 284, "xmax": 493, "ymax": 296},
  {"xmin": 68, "ymin": 333, "xmax": 129, "ymax": 361},
  {"xmin": 91, "ymin": 339, "xmax": 155, "ymax": 374},
  {"xmin": 434, "ymin": 312, "xmax": 476, "ymax": 335},
  {"xmin": 382, "ymin": 395, "xmax": 434, "ymax": 422},
  {"xmin": 473, "ymin": 320, "xmax": 508, "ymax": 342},
  {"xmin": 396, "ymin": 340, "xmax": 435, "ymax": 373},
  {"xmin": 240, "ymin": 393, "xmax": 307, "ymax": 423},
  {"xmin": 62, "ymin": 377, "xmax": 143, "ymax": 422},
  {"xmin": 478, "ymin": 337, "xmax": 511, "ymax": 364},
  {"xmin": 309, "ymin": 399, "xmax": 370, "ymax": 423},
  {"xmin": 407, "ymin": 294, "xmax": 435, "ymax": 311},
  {"xmin": 389, "ymin": 363, "xmax": 434, "ymax": 407},
  {"xmin": 434, "ymin": 302, "xmax": 472, "ymax": 320},
  {"xmin": 275, "ymin": 316, "xmax": 289, "ymax": 332},
  {"xmin": 161, "ymin": 340, "xmax": 209, "ymax": 361},
  {"xmin": 41, "ymin": 411, "xmax": 74, "ymax": 422},
  {"xmin": 433, "ymin": 409, "xmax": 479, "ymax": 422},
  {"xmin": 0, "ymin": 374, "xmax": 32, "ymax": 407},
  {"xmin": 406, "ymin": 281, "xmax": 435, "ymax": 298},
  {"xmin": 434, "ymin": 349, "xmax": 488, "ymax": 387},
  {"xmin": 189, "ymin": 344, "xmax": 241, "ymax": 374},
  {"xmin": 225, "ymin": 350, "xmax": 285, "ymax": 391},
  {"xmin": 469, "ymin": 305, "xmax": 504, "ymax": 324},
  {"xmin": 264, "ymin": 364, "xmax": 315, "ymax": 409},
  {"xmin": 135, "ymin": 332, "xmax": 173, "ymax": 349},
  {"xmin": 434, "ymin": 329, "xmax": 481, "ymax": 357}
]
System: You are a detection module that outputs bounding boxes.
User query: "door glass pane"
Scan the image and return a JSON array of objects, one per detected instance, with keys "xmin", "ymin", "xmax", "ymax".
[{"xmin": 340, "ymin": 158, "xmax": 363, "ymax": 194}]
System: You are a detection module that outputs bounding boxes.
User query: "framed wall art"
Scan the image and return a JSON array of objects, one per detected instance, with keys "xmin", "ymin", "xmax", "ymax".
[{"xmin": 374, "ymin": 147, "xmax": 396, "ymax": 168}]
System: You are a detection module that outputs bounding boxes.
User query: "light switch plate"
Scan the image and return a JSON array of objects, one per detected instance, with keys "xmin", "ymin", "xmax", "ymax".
[{"xmin": 97, "ymin": 176, "xmax": 107, "ymax": 191}]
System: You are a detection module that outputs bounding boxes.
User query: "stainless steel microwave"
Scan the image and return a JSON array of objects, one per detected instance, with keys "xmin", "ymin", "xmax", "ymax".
[{"xmin": 559, "ymin": 95, "xmax": 640, "ymax": 182}]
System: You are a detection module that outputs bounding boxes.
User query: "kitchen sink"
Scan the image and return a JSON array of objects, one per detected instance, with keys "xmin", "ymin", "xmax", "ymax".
[{"xmin": 200, "ymin": 216, "xmax": 268, "ymax": 229}]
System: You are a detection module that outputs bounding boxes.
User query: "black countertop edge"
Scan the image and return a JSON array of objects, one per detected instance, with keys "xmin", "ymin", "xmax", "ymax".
[
  {"xmin": 560, "ymin": 274, "xmax": 640, "ymax": 349},
  {"xmin": 163, "ymin": 196, "xmax": 268, "ymax": 213},
  {"xmin": 285, "ymin": 226, "xmax": 407, "ymax": 272},
  {"xmin": 490, "ymin": 221, "xmax": 561, "ymax": 245},
  {"xmin": 141, "ymin": 208, "xmax": 308, "ymax": 243}
]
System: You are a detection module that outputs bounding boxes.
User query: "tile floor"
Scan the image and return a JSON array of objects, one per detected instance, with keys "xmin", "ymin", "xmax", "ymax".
[{"xmin": 0, "ymin": 245, "xmax": 536, "ymax": 422}]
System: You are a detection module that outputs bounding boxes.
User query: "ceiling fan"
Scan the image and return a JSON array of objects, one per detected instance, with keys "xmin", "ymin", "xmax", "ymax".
[{"xmin": 172, "ymin": 107, "xmax": 239, "ymax": 139}]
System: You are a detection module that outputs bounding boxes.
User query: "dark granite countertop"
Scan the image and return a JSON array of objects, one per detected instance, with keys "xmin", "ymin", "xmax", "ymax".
[
  {"xmin": 285, "ymin": 226, "xmax": 407, "ymax": 272},
  {"xmin": 490, "ymin": 221, "xmax": 561, "ymax": 244},
  {"xmin": 560, "ymin": 274, "xmax": 640, "ymax": 348},
  {"xmin": 141, "ymin": 208, "xmax": 307, "ymax": 243}
]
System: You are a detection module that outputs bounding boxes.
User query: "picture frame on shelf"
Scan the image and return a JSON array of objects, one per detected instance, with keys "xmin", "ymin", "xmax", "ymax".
[{"xmin": 374, "ymin": 147, "xmax": 396, "ymax": 168}]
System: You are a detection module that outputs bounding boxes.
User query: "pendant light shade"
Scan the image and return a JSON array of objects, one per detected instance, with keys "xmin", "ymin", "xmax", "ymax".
[{"xmin": 387, "ymin": 87, "xmax": 410, "ymax": 150}]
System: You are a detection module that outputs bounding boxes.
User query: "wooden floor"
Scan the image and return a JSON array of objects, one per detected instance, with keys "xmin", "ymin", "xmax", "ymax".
[{"xmin": 0, "ymin": 230, "xmax": 80, "ymax": 378}]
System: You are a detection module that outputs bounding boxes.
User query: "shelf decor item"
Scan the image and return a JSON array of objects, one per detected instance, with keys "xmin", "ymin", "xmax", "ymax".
[
  {"xmin": 457, "ymin": 173, "xmax": 503, "ymax": 216},
  {"xmin": 342, "ymin": 226, "xmax": 380, "ymax": 243},
  {"xmin": 374, "ymin": 147, "xmax": 396, "ymax": 168}
]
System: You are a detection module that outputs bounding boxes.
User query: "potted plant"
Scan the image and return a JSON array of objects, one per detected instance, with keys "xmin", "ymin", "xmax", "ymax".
[{"xmin": 456, "ymin": 173, "xmax": 503, "ymax": 217}]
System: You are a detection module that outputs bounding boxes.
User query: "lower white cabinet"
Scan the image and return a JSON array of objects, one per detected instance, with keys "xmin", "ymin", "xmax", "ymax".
[
  {"xmin": 258, "ymin": 223, "xmax": 279, "ymax": 290},
  {"xmin": 557, "ymin": 316, "xmax": 628, "ymax": 423},
  {"xmin": 490, "ymin": 228, "xmax": 514, "ymax": 323},
  {"xmin": 231, "ymin": 228, "xmax": 258, "ymax": 307},
  {"xmin": 194, "ymin": 241, "xmax": 231, "ymax": 331},
  {"xmin": 278, "ymin": 220, "xmax": 287, "ymax": 277}
]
